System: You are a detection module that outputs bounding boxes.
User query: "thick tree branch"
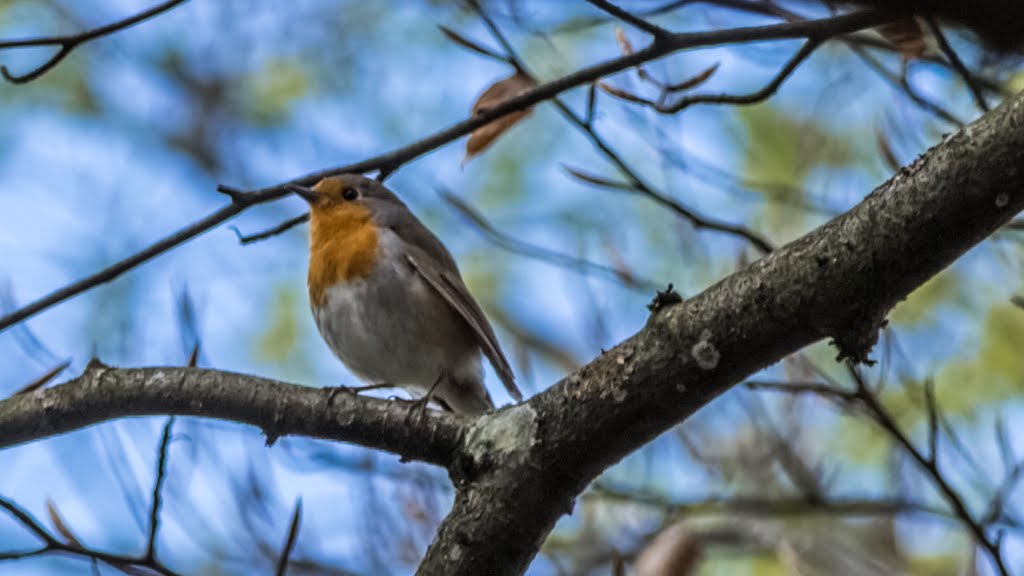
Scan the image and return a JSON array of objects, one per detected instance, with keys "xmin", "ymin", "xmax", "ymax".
[
  {"xmin": 3, "ymin": 88, "xmax": 1023, "ymax": 575},
  {"xmin": 416, "ymin": 88, "xmax": 1024, "ymax": 575},
  {"xmin": 0, "ymin": 9, "xmax": 891, "ymax": 335},
  {"xmin": 0, "ymin": 362, "xmax": 466, "ymax": 467}
]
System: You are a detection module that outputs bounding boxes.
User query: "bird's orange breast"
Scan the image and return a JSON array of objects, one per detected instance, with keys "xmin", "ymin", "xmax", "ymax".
[{"xmin": 308, "ymin": 203, "xmax": 379, "ymax": 308}]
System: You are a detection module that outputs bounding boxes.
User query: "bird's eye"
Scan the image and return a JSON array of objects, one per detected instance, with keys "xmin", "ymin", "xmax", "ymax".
[{"xmin": 342, "ymin": 187, "xmax": 359, "ymax": 201}]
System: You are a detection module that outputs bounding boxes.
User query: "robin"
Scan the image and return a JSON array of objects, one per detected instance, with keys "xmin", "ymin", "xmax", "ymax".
[{"xmin": 286, "ymin": 174, "xmax": 523, "ymax": 414}]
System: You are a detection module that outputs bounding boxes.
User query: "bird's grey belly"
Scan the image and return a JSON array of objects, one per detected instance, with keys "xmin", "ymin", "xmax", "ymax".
[{"xmin": 313, "ymin": 261, "xmax": 478, "ymax": 392}]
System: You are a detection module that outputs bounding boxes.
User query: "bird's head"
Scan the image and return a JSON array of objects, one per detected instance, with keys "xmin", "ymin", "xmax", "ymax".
[
  {"xmin": 296, "ymin": 175, "xmax": 395, "ymax": 301},
  {"xmin": 287, "ymin": 174, "xmax": 398, "ymax": 215}
]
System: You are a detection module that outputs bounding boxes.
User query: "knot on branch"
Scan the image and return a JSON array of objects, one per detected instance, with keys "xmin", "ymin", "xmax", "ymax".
[
  {"xmin": 457, "ymin": 405, "xmax": 538, "ymax": 482},
  {"xmin": 84, "ymin": 357, "xmax": 112, "ymax": 379},
  {"xmin": 646, "ymin": 283, "xmax": 682, "ymax": 313},
  {"xmin": 829, "ymin": 314, "xmax": 887, "ymax": 366}
]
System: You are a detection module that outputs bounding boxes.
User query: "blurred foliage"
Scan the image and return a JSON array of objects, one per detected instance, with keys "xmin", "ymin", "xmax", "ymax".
[
  {"xmin": 475, "ymin": 138, "xmax": 531, "ymax": 208},
  {"xmin": 0, "ymin": 54, "xmax": 99, "ymax": 114},
  {"xmin": 891, "ymin": 269, "xmax": 963, "ymax": 327},
  {"xmin": 253, "ymin": 284, "xmax": 314, "ymax": 384},
  {"xmin": 739, "ymin": 104, "xmax": 852, "ymax": 237},
  {"xmin": 239, "ymin": 58, "xmax": 311, "ymax": 125},
  {"xmin": 936, "ymin": 303, "xmax": 1024, "ymax": 416},
  {"xmin": 701, "ymin": 554, "xmax": 787, "ymax": 576},
  {"xmin": 831, "ymin": 412, "xmax": 893, "ymax": 466}
]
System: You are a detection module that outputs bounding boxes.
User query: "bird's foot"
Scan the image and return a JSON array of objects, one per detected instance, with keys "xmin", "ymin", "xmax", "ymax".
[
  {"xmin": 323, "ymin": 383, "xmax": 395, "ymax": 406},
  {"xmin": 403, "ymin": 395, "xmax": 435, "ymax": 421},
  {"xmin": 404, "ymin": 374, "xmax": 446, "ymax": 421}
]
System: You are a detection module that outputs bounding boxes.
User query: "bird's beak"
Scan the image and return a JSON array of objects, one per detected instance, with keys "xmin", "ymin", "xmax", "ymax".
[{"xmin": 286, "ymin": 183, "xmax": 319, "ymax": 204}]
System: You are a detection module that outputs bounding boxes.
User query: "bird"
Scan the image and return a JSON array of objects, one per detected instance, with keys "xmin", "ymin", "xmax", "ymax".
[{"xmin": 287, "ymin": 174, "xmax": 523, "ymax": 414}]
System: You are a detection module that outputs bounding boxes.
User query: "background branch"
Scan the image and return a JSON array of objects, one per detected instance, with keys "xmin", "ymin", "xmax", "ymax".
[
  {"xmin": 0, "ymin": 9, "xmax": 890, "ymax": 335},
  {"xmin": 0, "ymin": 0, "xmax": 190, "ymax": 83}
]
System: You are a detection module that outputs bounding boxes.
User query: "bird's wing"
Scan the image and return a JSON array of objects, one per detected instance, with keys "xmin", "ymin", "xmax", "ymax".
[{"xmin": 405, "ymin": 249, "xmax": 522, "ymax": 402}]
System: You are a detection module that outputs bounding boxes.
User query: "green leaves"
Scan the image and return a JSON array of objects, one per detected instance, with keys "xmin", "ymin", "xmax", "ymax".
[
  {"xmin": 738, "ymin": 104, "xmax": 852, "ymax": 236},
  {"xmin": 255, "ymin": 285, "xmax": 301, "ymax": 364},
  {"xmin": 739, "ymin": 105, "xmax": 850, "ymax": 190},
  {"xmin": 890, "ymin": 270, "xmax": 962, "ymax": 327},
  {"xmin": 935, "ymin": 303, "xmax": 1024, "ymax": 415},
  {"xmin": 239, "ymin": 58, "xmax": 310, "ymax": 124}
]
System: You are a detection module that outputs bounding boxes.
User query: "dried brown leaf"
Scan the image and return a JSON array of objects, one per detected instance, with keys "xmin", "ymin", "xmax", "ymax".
[
  {"xmin": 464, "ymin": 72, "xmax": 537, "ymax": 162},
  {"xmin": 561, "ymin": 164, "xmax": 635, "ymax": 191},
  {"xmin": 636, "ymin": 523, "xmax": 701, "ymax": 576},
  {"xmin": 877, "ymin": 18, "xmax": 927, "ymax": 60},
  {"xmin": 615, "ymin": 27, "xmax": 634, "ymax": 56},
  {"xmin": 665, "ymin": 62, "xmax": 720, "ymax": 92},
  {"xmin": 597, "ymin": 81, "xmax": 653, "ymax": 105},
  {"xmin": 615, "ymin": 27, "xmax": 656, "ymax": 83},
  {"xmin": 46, "ymin": 499, "xmax": 83, "ymax": 548}
]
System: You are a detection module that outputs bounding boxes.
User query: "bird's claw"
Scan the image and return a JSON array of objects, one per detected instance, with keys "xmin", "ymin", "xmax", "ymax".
[{"xmin": 322, "ymin": 383, "xmax": 395, "ymax": 407}]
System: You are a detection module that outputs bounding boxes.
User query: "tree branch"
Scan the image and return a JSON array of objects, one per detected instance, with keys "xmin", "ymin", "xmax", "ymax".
[
  {"xmin": 0, "ymin": 9, "xmax": 891, "ymax": 335},
  {"xmin": 3, "ymin": 88, "xmax": 1023, "ymax": 575},
  {"xmin": 584, "ymin": 0, "xmax": 671, "ymax": 38},
  {"xmin": 0, "ymin": 497, "xmax": 181, "ymax": 575},
  {"xmin": 416, "ymin": 87, "xmax": 1024, "ymax": 575},
  {"xmin": 0, "ymin": 362, "xmax": 466, "ymax": 467},
  {"xmin": 602, "ymin": 38, "xmax": 823, "ymax": 114},
  {"xmin": 924, "ymin": 17, "xmax": 990, "ymax": 112},
  {"xmin": 0, "ymin": 0, "xmax": 190, "ymax": 83}
]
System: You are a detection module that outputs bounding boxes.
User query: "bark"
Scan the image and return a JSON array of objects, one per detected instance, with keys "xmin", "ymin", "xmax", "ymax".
[{"xmin": 0, "ymin": 361, "xmax": 466, "ymax": 467}]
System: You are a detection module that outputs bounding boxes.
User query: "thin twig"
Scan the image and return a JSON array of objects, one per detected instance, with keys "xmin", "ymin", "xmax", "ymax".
[
  {"xmin": 744, "ymin": 379, "xmax": 857, "ymax": 402},
  {"xmin": 588, "ymin": 484, "xmax": 975, "ymax": 526},
  {"xmin": 0, "ymin": 0, "xmax": 190, "ymax": 83},
  {"xmin": 563, "ymin": 0, "xmax": 1004, "ymax": 100},
  {"xmin": 231, "ymin": 213, "xmax": 310, "ymax": 245},
  {"xmin": 846, "ymin": 367, "xmax": 1008, "ymax": 576},
  {"xmin": 12, "ymin": 359, "xmax": 71, "ymax": 397},
  {"xmin": 275, "ymin": 500, "xmax": 303, "ymax": 576},
  {"xmin": 438, "ymin": 25, "xmax": 511, "ymax": 62},
  {"xmin": 473, "ymin": 8, "xmax": 777, "ymax": 254},
  {"xmin": 145, "ymin": 418, "xmax": 175, "ymax": 562},
  {"xmin": 924, "ymin": 17, "xmax": 989, "ymax": 112},
  {"xmin": 0, "ymin": 496, "xmax": 181, "ymax": 575},
  {"xmin": 441, "ymin": 190, "xmax": 659, "ymax": 292},
  {"xmin": 750, "ymin": 366, "xmax": 1014, "ymax": 575},
  {"xmin": 664, "ymin": 39, "xmax": 820, "ymax": 112},
  {"xmin": 923, "ymin": 378, "xmax": 939, "ymax": 463},
  {"xmin": 852, "ymin": 44, "xmax": 964, "ymax": 127},
  {"xmin": 599, "ymin": 38, "xmax": 820, "ymax": 113},
  {"xmin": 0, "ymin": 498, "xmax": 57, "ymax": 544},
  {"xmin": 559, "ymin": 0, "xmax": 788, "ymax": 33},
  {"xmin": 584, "ymin": 0, "xmax": 671, "ymax": 37}
]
